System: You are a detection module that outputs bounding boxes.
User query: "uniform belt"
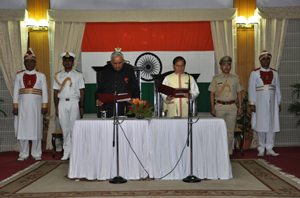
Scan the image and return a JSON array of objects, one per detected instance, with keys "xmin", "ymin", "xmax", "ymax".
[
  {"xmin": 217, "ymin": 100, "xmax": 235, "ymax": 105},
  {"xmin": 61, "ymin": 98, "xmax": 79, "ymax": 101},
  {"xmin": 257, "ymin": 88, "xmax": 275, "ymax": 91},
  {"xmin": 19, "ymin": 88, "xmax": 42, "ymax": 96}
]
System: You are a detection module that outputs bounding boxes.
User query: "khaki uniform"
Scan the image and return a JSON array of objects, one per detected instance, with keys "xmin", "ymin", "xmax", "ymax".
[{"xmin": 208, "ymin": 73, "xmax": 243, "ymax": 155}]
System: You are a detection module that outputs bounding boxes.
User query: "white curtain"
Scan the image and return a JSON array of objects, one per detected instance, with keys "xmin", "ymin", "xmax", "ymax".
[
  {"xmin": 0, "ymin": 9, "xmax": 28, "ymax": 152},
  {"xmin": 0, "ymin": 21, "xmax": 26, "ymax": 152},
  {"xmin": 211, "ymin": 20, "xmax": 237, "ymax": 74},
  {"xmin": 254, "ymin": 18, "xmax": 288, "ymax": 70},
  {"xmin": 254, "ymin": 6, "xmax": 300, "ymax": 69},
  {"xmin": 46, "ymin": 21, "xmax": 85, "ymax": 149}
]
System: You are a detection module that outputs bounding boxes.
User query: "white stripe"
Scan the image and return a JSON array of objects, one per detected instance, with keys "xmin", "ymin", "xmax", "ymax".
[{"xmin": 82, "ymin": 51, "xmax": 214, "ymax": 83}]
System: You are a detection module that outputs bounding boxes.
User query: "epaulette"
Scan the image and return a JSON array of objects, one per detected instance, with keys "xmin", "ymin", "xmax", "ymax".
[
  {"xmin": 17, "ymin": 70, "xmax": 25, "ymax": 74},
  {"xmin": 254, "ymin": 68, "xmax": 260, "ymax": 71},
  {"xmin": 76, "ymin": 70, "xmax": 82, "ymax": 73},
  {"xmin": 55, "ymin": 70, "xmax": 63, "ymax": 75},
  {"xmin": 270, "ymin": 68, "xmax": 277, "ymax": 72}
]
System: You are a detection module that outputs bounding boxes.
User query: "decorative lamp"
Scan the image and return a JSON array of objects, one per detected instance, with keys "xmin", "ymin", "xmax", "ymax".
[
  {"xmin": 26, "ymin": 18, "xmax": 37, "ymax": 27},
  {"xmin": 248, "ymin": 16, "xmax": 259, "ymax": 25},
  {"xmin": 236, "ymin": 16, "xmax": 247, "ymax": 25},
  {"xmin": 37, "ymin": 19, "xmax": 49, "ymax": 27}
]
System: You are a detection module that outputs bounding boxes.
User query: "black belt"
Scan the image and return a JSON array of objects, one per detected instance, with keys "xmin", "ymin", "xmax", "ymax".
[{"xmin": 217, "ymin": 100, "xmax": 235, "ymax": 105}]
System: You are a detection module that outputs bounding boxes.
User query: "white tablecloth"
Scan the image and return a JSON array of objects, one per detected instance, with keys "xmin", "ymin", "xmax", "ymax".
[
  {"xmin": 148, "ymin": 118, "xmax": 232, "ymax": 180},
  {"xmin": 68, "ymin": 117, "xmax": 232, "ymax": 180},
  {"xmin": 68, "ymin": 119, "xmax": 149, "ymax": 180}
]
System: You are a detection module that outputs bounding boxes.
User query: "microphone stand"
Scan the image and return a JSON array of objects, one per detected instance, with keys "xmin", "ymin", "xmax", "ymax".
[
  {"xmin": 109, "ymin": 72, "xmax": 127, "ymax": 184},
  {"xmin": 183, "ymin": 73, "xmax": 201, "ymax": 183}
]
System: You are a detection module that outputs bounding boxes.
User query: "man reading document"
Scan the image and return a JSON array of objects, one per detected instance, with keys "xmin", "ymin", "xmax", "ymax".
[
  {"xmin": 161, "ymin": 56, "xmax": 199, "ymax": 117},
  {"xmin": 95, "ymin": 48, "xmax": 140, "ymax": 117}
]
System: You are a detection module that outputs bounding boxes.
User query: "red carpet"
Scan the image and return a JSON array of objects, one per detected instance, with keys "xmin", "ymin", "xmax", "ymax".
[
  {"xmin": 0, "ymin": 151, "xmax": 60, "ymax": 181},
  {"xmin": 233, "ymin": 147, "xmax": 300, "ymax": 179},
  {"xmin": 1, "ymin": 147, "xmax": 299, "ymax": 182}
]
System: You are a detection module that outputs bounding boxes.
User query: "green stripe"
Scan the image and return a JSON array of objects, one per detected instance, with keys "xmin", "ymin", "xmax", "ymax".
[{"xmin": 84, "ymin": 83, "xmax": 211, "ymax": 114}]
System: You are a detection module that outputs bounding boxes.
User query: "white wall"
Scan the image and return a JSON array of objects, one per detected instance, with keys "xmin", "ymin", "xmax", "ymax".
[
  {"xmin": 50, "ymin": 0, "xmax": 233, "ymax": 10},
  {"xmin": 257, "ymin": 0, "xmax": 300, "ymax": 7},
  {"xmin": 0, "ymin": 0, "xmax": 26, "ymax": 9}
]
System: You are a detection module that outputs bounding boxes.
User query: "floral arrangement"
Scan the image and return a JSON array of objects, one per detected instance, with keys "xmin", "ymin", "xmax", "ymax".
[{"xmin": 127, "ymin": 98, "xmax": 153, "ymax": 118}]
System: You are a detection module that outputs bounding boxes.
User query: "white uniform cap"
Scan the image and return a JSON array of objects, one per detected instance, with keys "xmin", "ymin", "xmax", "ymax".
[{"xmin": 60, "ymin": 52, "xmax": 76, "ymax": 59}]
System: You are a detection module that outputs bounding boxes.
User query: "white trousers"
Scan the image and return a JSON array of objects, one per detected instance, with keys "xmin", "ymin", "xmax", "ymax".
[
  {"xmin": 58, "ymin": 100, "xmax": 80, "ymax": 157},
  {"xmin": 19, "ymin": 140, "xmax": 42, "ymax": 158},
  {"xmin": 257, "ymin": 132, "xmax": 276, "ymax": 152}
]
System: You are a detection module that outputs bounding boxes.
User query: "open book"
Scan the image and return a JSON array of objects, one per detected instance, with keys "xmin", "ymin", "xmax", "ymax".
[
  {"xmin": 158, "ymin": 83, "xmax": 188, "ymax": 98},
  {"xmin": 97, "ymin": 93, "xmax": 132, "ymax": 104}
]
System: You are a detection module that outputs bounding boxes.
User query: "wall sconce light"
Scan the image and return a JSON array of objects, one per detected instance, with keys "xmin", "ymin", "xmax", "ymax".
[
  {"xmin": 26, "ymin": 18, "xmax": 49, "ymax": 31},
  {"xmin": 236, "ymin": 16, "xmax": 258, "ymax": 29}
]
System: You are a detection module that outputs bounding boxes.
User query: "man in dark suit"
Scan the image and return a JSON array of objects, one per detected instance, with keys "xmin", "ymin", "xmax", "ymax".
[{"xmin": 95, "ymin": 48, "xmax": 140, "ymax": 117}]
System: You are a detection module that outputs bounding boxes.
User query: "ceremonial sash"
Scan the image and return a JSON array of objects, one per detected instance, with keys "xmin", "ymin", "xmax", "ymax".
[
  {"xmin": 54, "ymin": 75, "xmax": 72, "ymax": 93},
  {"xmin": 19, "ymin": 88, "xmax": 42, "ymax": 95}
]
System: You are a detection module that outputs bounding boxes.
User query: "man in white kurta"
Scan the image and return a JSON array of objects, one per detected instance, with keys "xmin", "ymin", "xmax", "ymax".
[
  {"xmin": 13, "ymin": 49, "xmax": 48, "ymax": 161},
  {"xmin": 248, "ymin": 50, "xmax": 281, "ymax": 157},
  {"xmin": 53, "ymin": 52, "xmax": 85, "ymax": 161},
  {"xmin": 161, "ymin": 56, "xmax": 199, "ymax": 117}
]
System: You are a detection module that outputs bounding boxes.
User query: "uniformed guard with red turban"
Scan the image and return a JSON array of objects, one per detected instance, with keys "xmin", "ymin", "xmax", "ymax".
[{"xmin": 13, "ymin": 48, "xmax": 48, "ymax": 161}]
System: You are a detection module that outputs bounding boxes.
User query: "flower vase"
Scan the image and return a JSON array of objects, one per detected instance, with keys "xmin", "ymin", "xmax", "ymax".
[{"xmin": 135, "ymin": 114, "xmax": 145, "ymax": 119}]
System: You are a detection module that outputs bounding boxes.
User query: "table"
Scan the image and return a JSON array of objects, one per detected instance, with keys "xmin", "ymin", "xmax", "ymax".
[
  {"xmin": 148, "ymin": 118, "xmax": 232, "ymax": 180},
  {"xmin": 68, "ymin": 118, "xmax": 149, "ymax": 180},
  {"xmin": 68, "ymin": 117, "xmax": 232, "ymax": 180}
]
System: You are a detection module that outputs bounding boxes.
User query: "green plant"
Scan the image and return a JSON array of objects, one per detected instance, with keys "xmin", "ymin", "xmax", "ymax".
[
  {"xmin": 236, "ymin": 91, "xmax": 253, "ymax": 139},
  {"xmin": 288, "ymin": 83, "xmax": 300, "ymax": 126},
  {"xmin": 0, "ymin": 99, "xmax": 7, "ymax": 117}
]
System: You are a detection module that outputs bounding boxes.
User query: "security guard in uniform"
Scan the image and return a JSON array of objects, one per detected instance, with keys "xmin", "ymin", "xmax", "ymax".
[{"xmin": 208, "ymin": 56, "xmax": 243, "ymax": 159}]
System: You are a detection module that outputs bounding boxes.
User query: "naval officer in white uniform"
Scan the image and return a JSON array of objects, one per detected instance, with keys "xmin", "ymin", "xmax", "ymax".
[{"xmin": 53, "ymin": 52, "xmax": 85, "ymax": 161}]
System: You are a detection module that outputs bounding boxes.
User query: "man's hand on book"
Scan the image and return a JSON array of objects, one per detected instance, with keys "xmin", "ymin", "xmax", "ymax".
[
  {"xmin": 127, "ymin": 99, "xmax": 133, "ymax": 104},
  {"xmin": 167, "ymin": 95, "xmax": 175, "ymax": 101}
]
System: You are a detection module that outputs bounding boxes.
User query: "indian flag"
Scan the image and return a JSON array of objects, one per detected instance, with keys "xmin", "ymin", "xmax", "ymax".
[{"xmin": 81, "ymin": 21, "xmax": 214, "ymax": 113}]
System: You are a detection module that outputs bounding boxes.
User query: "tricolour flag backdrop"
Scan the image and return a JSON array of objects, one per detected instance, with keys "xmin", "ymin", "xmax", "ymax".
[{"xmin": 81, "ymin": 22, "xmax": 214, "ymax": 113}]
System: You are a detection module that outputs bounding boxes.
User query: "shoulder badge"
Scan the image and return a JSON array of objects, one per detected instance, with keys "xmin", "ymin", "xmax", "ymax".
[
  {"xmin": 254, "ymin": 68, "xmax": 260, "ymax": 71},
  {"xmin": 270, "ymin": 68, "xmax": 277, "ymax": 72},
  {"xmin": 76, "ymin": 70, "xmax": 82, "ymax": 73},
  {"xmin": 17, "ymin": 70, "xmax": 25, "ymax": 74}
]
